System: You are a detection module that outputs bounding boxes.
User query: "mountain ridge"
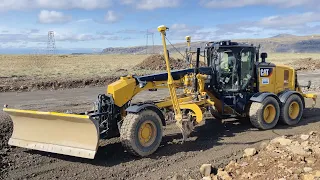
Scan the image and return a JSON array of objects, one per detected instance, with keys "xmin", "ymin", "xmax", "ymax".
[{"xmin": 101, "ymin": 34, "xmax": 320, "ymax": 54}]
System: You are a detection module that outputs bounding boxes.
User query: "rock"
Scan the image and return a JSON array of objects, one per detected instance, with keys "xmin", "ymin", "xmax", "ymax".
[
  {"xmin": 301, "ymin": 174, "xmax": 315, "ymax": 180},
  {"xmin": 309, "ymin": 131, "xmax": 317, "ymax": 136},
  {"xmin": 294, "ymin": 169, "xmax": 303, "ymax": 174},
  {"xmin": 172, "ymin": 174, "xmax": 183, "ymax": 180},
  {"xmin": 286, "ymin": 145, "xmax": 310, "ymax": 156},
  {"xmin": 313, "ymin": 170, "xmax": 320, "ymax": 177},
  {"xmin": 235, "ymin": 170, "xmax": 240, "ymax": 175},
  {"xmin": 241, "ymin": 172, "xmax": 253, "ymax": 179},
  {"xmin": 278, "ymin": 163, "xmax": 285, "ymax": 169},
  {"xmin": 217, "ymin": 169, "xmax": 232, "ymax": 180},
  {"xmin": 312, "ymin": 145, "xmax": 320, "ymax": 155},
  {"xmin": 258, "ymin": 163, "xmax": 264, "ymax": 167},
  {"xmin": 240, "ymin": 162, "xmax": 248, "ymax": 167},
  {"xmin": 301, "ymin": 135, "xmax": 310, "ymax": 141},
  {"xmin": 243, "ymin": 148, "xmax": 257, "ymax": 157},
  {"xmin": 225, "ymin": 161, "xmax": 237, "ymax": 171},
  {"xmin": 304, "ymin": 146, "xmax": 312, "ymax": 153},
  {"xmin": 303, "ymin": 167, "xmax": 313, "ymax": 173},
  {"xmin": 271, "ymin": 137, "xmax": 292, "ymax": 146},
  {"xmin": 301, "ymin": 141, "xmax": 309, "ymax": 147},
  {"xmin": 200, "ymin": 164, "xmax": 212, "ymax": 177},
  {"xmin": 201, "ymin": 177, "xmax": 211, "ymax": 180},
  {"xmin": 211, "ymin": 175, "xmax": 218, "ymax": 180},
  {"xmin": 279, "ymin": 178, "xmax": 286, "ymax": 180},
  {"xmin": 292, "ymin": 174, "xmax": 299, "ymax": 179},
  {"xmin": 292, "ymin": 141, "xmax": 300, "ymax": 146},
  {"xmin": 305, "ymin": 157, "xmax": 316, "ymax": 164}
]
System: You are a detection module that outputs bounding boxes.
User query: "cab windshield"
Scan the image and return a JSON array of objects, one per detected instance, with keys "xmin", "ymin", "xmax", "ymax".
[{"xmin": 209, "ymin": 47, "xmax": 254, "ymax": 91}]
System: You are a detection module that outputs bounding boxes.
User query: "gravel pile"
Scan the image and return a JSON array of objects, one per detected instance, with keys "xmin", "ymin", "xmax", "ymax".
[{"xmin": 196, "ymin": 131, "xmax": 320, "ymax": 180}]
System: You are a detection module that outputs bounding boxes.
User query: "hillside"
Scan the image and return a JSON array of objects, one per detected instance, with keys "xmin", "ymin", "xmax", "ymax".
[{"xmin": 101, "ymin": 34, "xmax": 320, "ymax": 54}]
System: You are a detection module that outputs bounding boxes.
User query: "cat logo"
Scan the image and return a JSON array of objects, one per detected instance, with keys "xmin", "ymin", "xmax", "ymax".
[{"xmin": 260, "ymin": 68, "xmax": 273, "ymax": 77}]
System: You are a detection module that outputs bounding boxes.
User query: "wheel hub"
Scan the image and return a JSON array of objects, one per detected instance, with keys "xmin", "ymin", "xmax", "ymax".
[
  {"xmin": 263, "ymin": 104, "xmax": 276, "ymax": 123},
  {"xmin": 289, "ymin": 101, "xmax": 299, "ymax": 119},
  {"xmin": 138, "ymin": 121, "xmax": 156, "ymax": 147}
]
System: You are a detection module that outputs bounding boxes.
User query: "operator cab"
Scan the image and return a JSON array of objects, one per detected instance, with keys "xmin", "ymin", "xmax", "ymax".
[
  {"xmin": 206, "ymin": 40, "xmax": 258, "ymax": 93},
  {"xmin": 205, "ymin": 40, "xmax": 260, "ymax": 115}
]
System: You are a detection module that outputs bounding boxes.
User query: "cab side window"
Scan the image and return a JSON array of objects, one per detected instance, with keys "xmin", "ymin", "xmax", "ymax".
[{"xmin": 241, "ymin": 51, "xmax": 252, "ymax": 89}]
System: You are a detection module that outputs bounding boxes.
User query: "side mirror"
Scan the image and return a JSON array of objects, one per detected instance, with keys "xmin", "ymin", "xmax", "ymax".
[{"xmin": 261, "ymin": 52, "xmax": 268, "ymax": 62}]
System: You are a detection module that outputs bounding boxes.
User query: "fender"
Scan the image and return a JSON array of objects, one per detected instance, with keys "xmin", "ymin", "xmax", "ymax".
[
  {"xmin": 126, "ymin": 103, "xmax": 166, "ymax": 126},
  {"xmin": 250, "ymin": 92, "xmax": 281, "ymax": 104},
  {"xmin": 278, "ymin": 90, "xmax": 305, "ymax": 108}
]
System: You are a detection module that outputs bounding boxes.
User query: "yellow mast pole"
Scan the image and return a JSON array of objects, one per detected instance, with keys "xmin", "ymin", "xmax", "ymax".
[
  {"xmin": 157, "ymin": 25, "xmax": 182, "ymax": 122},
  {"xmin": 185, "ymin": 36, "xmax": 192, "ymax": 68}
]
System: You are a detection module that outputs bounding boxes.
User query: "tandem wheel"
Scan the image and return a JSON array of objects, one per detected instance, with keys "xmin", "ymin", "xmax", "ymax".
[
  {"xmin": 249, "ymin": 96, "xmax": 280, "ymax": 130},
  {"xmin": 280, "ymin": 94, "xmax": 304, "ymax": 125}
]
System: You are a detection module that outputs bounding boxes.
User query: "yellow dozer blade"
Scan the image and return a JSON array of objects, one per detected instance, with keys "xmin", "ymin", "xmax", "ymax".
[{"xmin": 3, "ymin": 108, "xmax": 99, "ymax": 159}]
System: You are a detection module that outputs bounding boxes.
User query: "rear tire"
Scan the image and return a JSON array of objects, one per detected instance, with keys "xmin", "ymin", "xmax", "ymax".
[
  {"xmin": 249, "ymin": 96, "xmax": 280, "ymax": 130},
  {"xmin": 280, "ymin": 94, "xmax": 303, "ymax": 125},
  {"xmin": 120, "ymin": 110, "xmax": 163, "ymax": 157}
]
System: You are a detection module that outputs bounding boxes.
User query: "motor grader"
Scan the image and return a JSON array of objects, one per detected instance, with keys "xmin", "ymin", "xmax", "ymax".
[{"xmin": 3, "ymin": 25, "xmax": 317, "ymax": 159}]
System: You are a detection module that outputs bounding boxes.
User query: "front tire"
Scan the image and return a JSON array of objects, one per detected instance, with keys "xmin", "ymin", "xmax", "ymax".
[
  {"xmin": 280, "ymin": 94, "xmax": 303, "ymax": 125},
  {"xmin": 249, "ymin": 96, "xmax": 280, "ymax": 130},
  {"xmin": 120, "ymin": 110, "xmax": 163, "ymax": 157}
]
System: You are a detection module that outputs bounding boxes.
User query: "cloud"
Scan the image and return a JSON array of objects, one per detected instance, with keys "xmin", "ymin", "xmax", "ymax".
[
  {"xmin": 168, "ymin": 24, "xmax": 204, "ymax": 40},
  {"xmin": 55, "ymin": 33, "xmax": 105, "ymax": 42},
  {"xmin": 168, "ymin": 12, "xmax": 320, "ymax": 42},
  {"xmin": 200, "ymin": 0, "xmax": 320, "ymax": 9},
  {"xmin": 117, "ymin": 29, "xmax": 146, "ymax": 34},
  {"xmin": 97, "ymin": 31, "xmax": 114, "ymax": 35},
  {"xmin": 137, "ymin": 0, "xmax": 181, "ymax": 10},
  {"xmin": 0, "ymin": 0, "xmax": 182, "ymax": 12},
  {"xmin": 28, "ymin": 29, "xmax": 40, "ymax": 34},
  {"xmin": 38, "ymin": 10, "xmax": 72, "ymax": 24},
  {"xmin": 120, "ymin": 0, "xmax": 135, "ymax": 5},
  {"xmin": 104, "ymin": 10, "xmax": 121, "ymax": 23},
  {"xmin": 257, "ymin": 12, "xmax": 320, "ymax": 29},
  {"xmin": 74, "ymin": 19, "xmax": 94, "ymax": 23},
  {"xmin": 0, "ymin": 0, "xmax": 113, "ymax": 11},
  {"xmin": 211, "ymin": 12, "xmax": 320, "ymax": 39},
  {"xmin": 0, "ymin": 33, "xmax": 46, "ymax": 43}
]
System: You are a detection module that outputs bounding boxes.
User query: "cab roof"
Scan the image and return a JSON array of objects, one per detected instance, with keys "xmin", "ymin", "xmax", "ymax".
[{"xmin": 205, "ymin": 40, "xmax": 257, "ymax": 49}]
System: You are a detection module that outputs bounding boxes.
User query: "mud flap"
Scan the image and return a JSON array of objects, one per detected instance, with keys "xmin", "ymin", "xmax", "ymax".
[{"xmin": 3, "ymin": 108, "xmax": 99, "ymax": 159}]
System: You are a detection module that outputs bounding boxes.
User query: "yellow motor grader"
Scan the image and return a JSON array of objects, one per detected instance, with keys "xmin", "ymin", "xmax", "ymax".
[{"xmin": 3, "ymin": 25, "xmax": 317, "ymax": 159}]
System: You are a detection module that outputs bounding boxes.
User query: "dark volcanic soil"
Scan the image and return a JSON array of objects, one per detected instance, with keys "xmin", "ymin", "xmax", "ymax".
[
  {"xmin": 134, "ymin": 54, "xmax": 205, "ymax": 71},
  {"xmin": 0, "ymin": 112, "xmax": 13, "ymax": 179},
  {"xmin": 0, "ymin": 71, "xmax": 319, "ymax": 180},
  {"xmin": 0, "ymin": 76, "xmax": 118, "ymax": 93},
  {"xmin": 287, "ymin": 58, "xmax": 320, "ymax": 71}
]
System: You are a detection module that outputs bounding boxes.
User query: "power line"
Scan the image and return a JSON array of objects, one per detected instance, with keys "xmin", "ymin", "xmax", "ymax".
[{"xmin": 145, "ymin": 29, "xmax": 155, "ymax": 54}]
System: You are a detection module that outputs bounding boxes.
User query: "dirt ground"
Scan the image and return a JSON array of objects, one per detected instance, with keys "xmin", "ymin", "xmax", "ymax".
[{"xmin": 0, "ymin": 71, "xmax": 320, "ymax": 180}]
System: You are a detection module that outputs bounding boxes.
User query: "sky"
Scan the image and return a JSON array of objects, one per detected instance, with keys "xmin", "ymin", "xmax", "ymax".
[{"xmin": 1, "ymin": 0, "xmax": 320, "ymax": 53}]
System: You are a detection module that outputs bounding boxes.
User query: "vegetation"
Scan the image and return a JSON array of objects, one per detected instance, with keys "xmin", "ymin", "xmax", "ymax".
[{"xmin": 0, "ymin": 53, "xmax": 319, "ymax": 80}]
